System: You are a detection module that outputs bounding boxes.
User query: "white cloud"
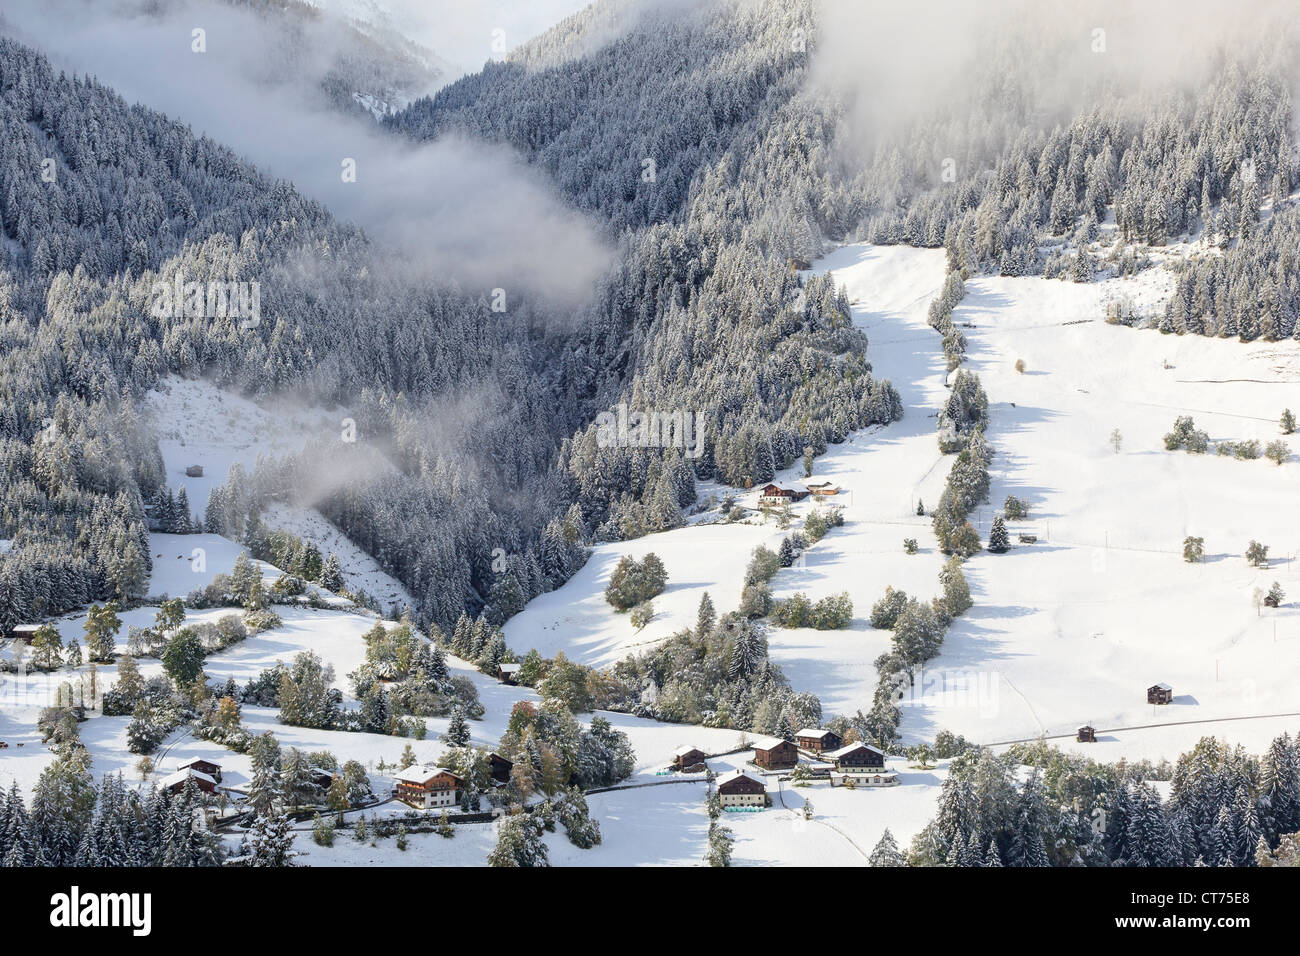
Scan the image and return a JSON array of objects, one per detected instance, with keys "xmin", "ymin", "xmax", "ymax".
[{"xmin": 2, "ymin": 0, "xmax": 612, "ymax": 306}]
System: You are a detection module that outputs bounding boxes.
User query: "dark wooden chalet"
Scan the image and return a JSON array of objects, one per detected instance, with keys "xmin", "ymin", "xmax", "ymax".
[
  {"xmin": 827, "ymin": 742, "xmax": 886, "ymax": 772},
  {"xmin": 161, "ymin": 768, "xmax": 217, "ymax": 795},
  {"xmin": 674, "ymin": 746, "xmax": 707, "ymax": 772},
  {"xmin": 497, "ymin": 662, "xmax": 522, "ymax": 685},
  {"xmin": 716, "ymin": 770, "xmax": 767, "ymax": 807},
  {"xmin": 9, "ymin": 625, "xmax": 40, "ymax": 642},
  {"xmin": 1147, "ymin": 683, "xmax": 1173, "ymax": 705},
  {"xmin": 176, "ymin": 757, "xmax": 223, "ymax": 782},
  {"xmin": 1077, "ymin": 725, "xmax": 1096, "ymax": 743},
  {"xmin": 795, "ymin": 728, "xmax": 842, "ymax": 753},
  {"xmin": 753, "ymin": 739, "xmax": 798, "ymax": 770},
  {"xmin": 488, "ymin": 752, "xmax": 513, "ymax": 785}
]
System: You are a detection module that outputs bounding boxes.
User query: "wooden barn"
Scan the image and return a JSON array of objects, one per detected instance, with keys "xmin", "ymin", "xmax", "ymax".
[
  {"xmin": 753, "ymin": 738, "xmax": 798, "ymax": 770},
  {"xmin": 1147, "ymin": 683, "xmax": 1173, "ymax": 705},
  {"xmin": 804, "ymin": 482, "xmax": 840, "ymax": 496},
  {"xmin": 394, "ymin": 766, "xmax": 463, "ymax": 809},
  {"xmin": 307, "ymin": 767, "xmax": 336, "ymax": 789},
  {"xmin": 1077, "ymin": 725, "xmax": 1096, "ymax": 743},
  {"xmin": 827, "ymin": 742, "xmax": 887, "ymax": 773},
  {"xmin": 674, "ymin": 746, "xmax": 707, "ymax": 772},
  {"xmin": 715, "ymin": 769, "xmax": 767, "ymax": 808},
  {"xmin": 487, "ymin": 752, "xmax": 513, "ymax": 785},
  {"xmin": 8, "ymin": 625, "xmax": 40, "ymax": 642},
  {"xmin": 185, "ymin": 464, "xmax": 204, "ymax": 478},
  {"xmin": 176, "ymin": 757, "xmax": 223, "ymax": 782},
  {"xmin": 496, "ymin": 662, "xmax": 522, "ymax": 685},
  {"xmin": 795, "ymin": 728, "xmax": 842, "ymax": 753}
]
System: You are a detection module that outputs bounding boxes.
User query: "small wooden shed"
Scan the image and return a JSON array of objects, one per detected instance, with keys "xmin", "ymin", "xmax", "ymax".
[
  {"xmin": 1147, "ymin": 683, "xmax": 1173, "ymax": 705},
  {"xmin": 1077, "ymin": 725, "xmax": 1096, "ymax": 743},
  {"xmin": 673, "ymin": 746, "xmax": 707, "ymax": 772}
]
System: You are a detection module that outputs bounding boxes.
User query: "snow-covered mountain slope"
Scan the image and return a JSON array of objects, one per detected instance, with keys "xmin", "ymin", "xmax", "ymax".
[
  {"xmin": 812, "ymin": 246, "xmax": 1300, "ymax": 759},
  {"xmin": 501, "ymin": 240, "xmax": 1300, "ymax": 764},
  {"xmin": 143, "ymin": 377, "xmax": 411, "ymax": 606},
  {"xmin": 144, "ymin": 378, "xmax": 345, "ymax": 514}
]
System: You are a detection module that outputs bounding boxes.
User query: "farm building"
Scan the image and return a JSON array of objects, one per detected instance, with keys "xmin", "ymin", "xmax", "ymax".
[
  {"xmin": 8, "ymin": 625, "xmax": 40, "ymax": 642},
  {"xmin": 185, "ymin": 464, "xmax": 204, "ymax": 478},
  {"xmin": 795, "ymin": 728, "xmax": 842, "ymax": 753},
  {"xmin": 1077, "ymin": 725, "xmax": 1096, "ymax": 743},
  {"xmin": 827, "ymin": 742, "xmax": 886, "ymax": 773},
  {"xmin": 715, "ymin": 769, "xmax": 767, "ymax": 807},
  {"xmin": 674, "ymin": 746, "xmax": 707, "ymax": 772},
  {"xmin": 307, "ymin": 767, "xmax": 336, "ymax": 789},
  {"xmin": 487, "ymin": 752, "xmax": 513, "ymax": 785},
  {"xmin": 758, "ymin": 484, "xmax": 809, "ymax": 505},
  {"xmin": 160, "ymin": 768, "xmax": 218, "ymax": 796},
  {"xmin": 753, "ymin": 738, "xmax": 799, "ymax": 770},
  {"xmin": 1018, "ymin": 534, "xmax": 1037, "ymax": 544},
  {"xmin": 804, "ymin": 482, "xmax": 840, "ymax": 496},
  {"xmin": 176, "ymin": 758, "xmax": 223, "ymax": 782},
  {"xmin": 394, "ymin": 766, "xmax": 463, "ymax": 809},
  {"xmin": 1147, "ymin": 683, "xmax": 1173, "ymax": 705},
  {"xmin": 497, "ymin": 662, "xmax": 523, "ymax": 685}
]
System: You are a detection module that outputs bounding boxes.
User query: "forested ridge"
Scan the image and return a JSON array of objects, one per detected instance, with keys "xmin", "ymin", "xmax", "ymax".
[
  {"xmin": 0, "ymin": 35, "xmax": 575, "ymax": 632},
  {"xmin": 4, "ymin": 0, "xmax": 1300, "ymax": 641}
]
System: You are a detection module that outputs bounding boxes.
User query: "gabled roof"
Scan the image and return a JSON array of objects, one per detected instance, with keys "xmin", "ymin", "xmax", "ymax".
[
  {"xmin": 796, "ymin": 728, "xmax": 835, "ymax": 740},
  {"xmin": 498, "ymin": 662, "xmax": 522, "ymax": 673},
  {"xmin": 716, "ymin": 769, "xmax": 765, "ymax": 789},
  {"xmin": 1151, "ymin": 682, "xmax": 1173, "ymax": 691},
  {"xmin": 751, "ymin": 735, "xmax": 792, "ymax": 752},
  {"xmin": 674, "ymin": 745, "xmax": 705, "ymax": 757},
  {"xmin": 394, "ymin": 765, "xmax": 462, "ymax": 786},
  {"xmin": 827, "ymin": 742, "xmax": 885, "ymax": 760},
  {"xmin": 177, "ymin": 757, "xmax": 221, "ymax": 771},
  {"xmin": 160, "ymin": 768, "xmax": 216, "ymax": 789}
]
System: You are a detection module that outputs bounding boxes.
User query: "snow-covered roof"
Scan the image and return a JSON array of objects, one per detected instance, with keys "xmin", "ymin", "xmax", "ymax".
[
  {"xmin": 160, "ymin": 768, "xmax": 216, "ymax": 789},
  {"xmin": 394, "ymin": 765, "xmax": 460, "ymax": 785},
  {"xmin": 750, "ymin": 735, "xmax": 789, "ymax": 751},
  {"xmin": 498, "ymin": 662, "xmax": 522, "ymax": 673},
  {"xmin": 1153, "ymin": 682, "xmax": 1173, "ymax": 691},
  {"xmin": 674, "ymin": 745, "xmax": 704, "ymax": 756},
  {"xmin": 827, "ymin": 742, "xmax": 885, "ymax": 759},
  {"xmin": 716, "ymin": 769, "xmax": 765, "ymax": 789},
  {"xmin": 177, "ymin": 757, "xmax": 220, "ymax": 770},
  {"xmin": 796, "ymin": 728, "xmax": 834, "ymax": 739}
]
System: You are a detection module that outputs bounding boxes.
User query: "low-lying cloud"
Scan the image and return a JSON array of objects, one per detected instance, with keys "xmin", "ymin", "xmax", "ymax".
[{"xmin": 1, "ymin": 0, "xmax": 612, "ymax": 307}]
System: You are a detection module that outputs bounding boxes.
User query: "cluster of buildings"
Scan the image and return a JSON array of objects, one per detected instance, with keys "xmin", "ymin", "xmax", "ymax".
[
  {"xmin": 756, "ymin": 482, "xmax": 840, "ymax": 506},
  {"xmin": 677, "ymin": 729, "xmax": 901, "ymax": 807}
]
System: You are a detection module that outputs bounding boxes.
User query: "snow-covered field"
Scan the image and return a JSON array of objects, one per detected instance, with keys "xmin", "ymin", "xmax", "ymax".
[
  {"xmin": 144, "ymin": 377, "xmax": 415, "ymax": 609},
  {"xmin": 145, "ymin": 377, "xmax": 344, "ymax": 513},
  {"xmin": 504, "ymin": 522, "xmax": 788, "ymax": 667},
  {"xmin": 501, "ymin": 242, "xmax": 1300, "ymax": 769}
]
